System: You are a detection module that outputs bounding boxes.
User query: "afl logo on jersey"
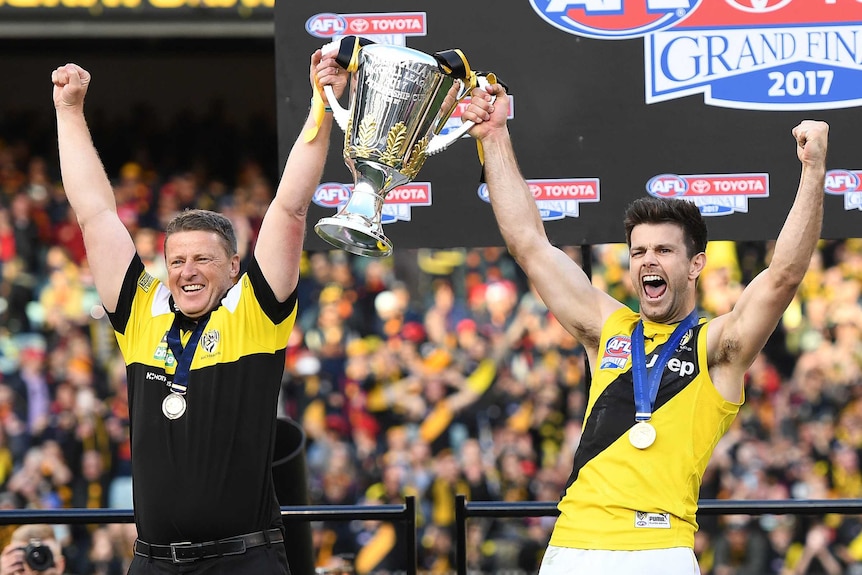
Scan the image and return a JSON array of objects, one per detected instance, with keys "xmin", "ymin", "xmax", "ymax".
[
  {"xmin": 601, "ymin": 335, "xmax": 631, "ymax": 369},
  {"xmin": 529, "ymin": 0, "xmax": 703, "ymax": 40}
]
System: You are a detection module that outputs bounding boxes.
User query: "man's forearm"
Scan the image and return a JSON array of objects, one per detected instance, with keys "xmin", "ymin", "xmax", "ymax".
[
  {"xmin": 770, "ymin": 161, "xmax": 825, "ymax": 283},
  {"xmin": 481, "ymin": 131, "xmax": 547, "ymax": 262},
  {"xmin": 56, "ymin": 108, "xmax": 117, "ymax": 227}
]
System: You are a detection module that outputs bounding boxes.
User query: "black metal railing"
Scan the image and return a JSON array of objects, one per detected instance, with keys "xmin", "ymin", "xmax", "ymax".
[
  {"xmin": 453, "ymin": 495, "xmax": 862, "ymax": 575},
  {"xmin": 5, "ymin": 495, "xmax": 862, "ymax": 575},
  {"xmin": 0, "ymin": 497, "xmax": 418, "ymax": 575}
]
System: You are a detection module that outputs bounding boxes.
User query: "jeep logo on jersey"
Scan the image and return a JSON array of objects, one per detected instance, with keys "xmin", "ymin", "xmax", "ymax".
[
  {"xmin": 646, "ymin": 354, "xmax": 695, "ymax": 377},
  {"xmin": 529, "ymin": 0, "xmax": 702, "ymax": 40}
]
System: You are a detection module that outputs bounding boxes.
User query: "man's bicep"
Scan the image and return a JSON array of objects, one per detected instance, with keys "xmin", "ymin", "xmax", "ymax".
[
  {"xmin": 81, "ymin": 214, "xmax": 137, "ymax": 313},
  {"xmin": 714, "ymin": 271, "xmax": 790, "ymax": 368},
  {"xmin": 521, "ymin": 243, "xmax": 620, "ymax": 345}
]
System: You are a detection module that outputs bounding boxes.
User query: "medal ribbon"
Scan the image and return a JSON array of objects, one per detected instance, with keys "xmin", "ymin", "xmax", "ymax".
[
  {"xmin": 165, "ymin": 313, "xmax": 210, "ymax": 394},
  {"xmin": 631, "ymin": 309, "xmax": 698, "ymax": 422}
]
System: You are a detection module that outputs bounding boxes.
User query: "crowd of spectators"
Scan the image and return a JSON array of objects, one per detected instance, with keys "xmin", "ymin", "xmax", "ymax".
[{"xmin": 2, "ymin": 100, "xmax": 862, "ymax": 575}]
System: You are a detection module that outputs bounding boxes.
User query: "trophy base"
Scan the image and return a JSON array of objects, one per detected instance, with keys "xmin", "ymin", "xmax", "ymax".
[{"xmin": 315, "ymin": 216, "xmax": 393, "ymax": 258}]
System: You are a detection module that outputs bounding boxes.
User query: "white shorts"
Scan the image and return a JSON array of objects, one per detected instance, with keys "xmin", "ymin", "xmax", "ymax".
[{"xmin": 538, "ymin": 545, "xmax": 701, "ymax": 575}]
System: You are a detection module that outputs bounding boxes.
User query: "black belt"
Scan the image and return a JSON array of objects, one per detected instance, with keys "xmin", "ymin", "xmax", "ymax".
[{"xmin": 134, "ymin": 529, "xmax": 283, "ymax": 563}]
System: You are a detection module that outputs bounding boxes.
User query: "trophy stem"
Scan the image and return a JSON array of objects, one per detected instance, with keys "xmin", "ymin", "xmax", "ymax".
[{"xmin": 314, "ymin": 179, "xmax": 394, "ymax": 258}]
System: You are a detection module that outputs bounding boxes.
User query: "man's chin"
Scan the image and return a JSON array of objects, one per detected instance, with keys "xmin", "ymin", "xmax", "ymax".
[{"xmin": 175, "ymin": 300, "xmax": 208, "ymax": 319}]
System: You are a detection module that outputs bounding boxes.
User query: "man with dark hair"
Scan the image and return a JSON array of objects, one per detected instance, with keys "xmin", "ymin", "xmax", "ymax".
[
  {"xmin": 51, "ymin": 51, "xmax": 347, "ymax": 574},
  {"xmin": 463, "ymin": 83, "xmax": 829, "ymax": 574}
]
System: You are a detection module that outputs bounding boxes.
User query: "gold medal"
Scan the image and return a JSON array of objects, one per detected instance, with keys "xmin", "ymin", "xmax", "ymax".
[
  {"xmin": 162, "ymin": 392, "xmax": 187, "ymax": 420},
  {"xmin": 629, "ymin": 421, "xmax": 656, "ymax": 449}
]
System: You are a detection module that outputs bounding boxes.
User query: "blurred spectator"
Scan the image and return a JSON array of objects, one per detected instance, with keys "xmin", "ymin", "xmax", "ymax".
[
  {"xmin": 712, "ymin": 515, "xmax": 770, "ymax": 575},
  {"xmin": 8, "ymin": 193, "xmax": 40, "ymax": 275}
]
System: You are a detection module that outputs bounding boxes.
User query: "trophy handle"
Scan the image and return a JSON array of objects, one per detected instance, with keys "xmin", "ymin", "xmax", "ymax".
[
  {"xmin": 323, "ymin": 85, "xmax": 350, "ymax": 132},
  {"xmin": 427, "ymin": 73, "xmax": 498, "ymax": 156},
  {"xmin": 320, "ymin": 36, "xmax": 375, "ymax": 132}
]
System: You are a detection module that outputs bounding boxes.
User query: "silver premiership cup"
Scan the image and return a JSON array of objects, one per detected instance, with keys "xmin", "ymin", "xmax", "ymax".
[{"xmin": 315, "ymin": 41, "xmax": 493, "ymax": 257}]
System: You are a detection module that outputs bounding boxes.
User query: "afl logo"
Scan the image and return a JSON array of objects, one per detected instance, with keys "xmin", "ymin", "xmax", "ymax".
[
  {"xmin": 305, "ymin": 13, "xmax": 347, "ymax": 38},
  {"xmin": 825, "ymin": 170, "xmax": 860, "ymax": 195},
  {"xmin": 529, "ymin": 0, "xmax": 703, "ymax": 40},
  {"xmin": 724, "ymin": 0, "xmax": 793, "ymax": 13},
  {"xmin": 646, "ymin": 174, "xmax": 688, "ymax": 198},
  {"xmin": 605, "ymin": 335, "xmax": 631, "ymax": 357},
  {"xmin": 313, "ymin": 183, "xmax": 352, "ymax": 208}
]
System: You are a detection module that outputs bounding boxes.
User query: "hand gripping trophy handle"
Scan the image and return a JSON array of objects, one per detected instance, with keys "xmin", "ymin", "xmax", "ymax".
[
  {"xmin": 322, "ymin": 40, "xmax": 497, "ymax": 154},
  {"xmin": 314, "ymin": 37, "xmax": 497, "ymax": 257}
]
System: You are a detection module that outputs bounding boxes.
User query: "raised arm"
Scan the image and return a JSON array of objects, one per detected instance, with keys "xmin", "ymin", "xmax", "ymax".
[
  {"xmin": 253, "ymin": 50, "xmax": 346, "ymax": 302},
  {"xmin": 707, "ymin": 120, "xmax": 828, "ymax": 401},
  {"xmin": 464, "ymin": 84, "xmax": 622, "ymax": 356},
  {"xmin": 53, "ymin": 64, "xmax": 136, "ymax": 312}
]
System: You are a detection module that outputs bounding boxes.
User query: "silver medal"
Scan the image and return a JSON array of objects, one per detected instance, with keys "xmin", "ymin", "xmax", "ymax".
[
  {"xmin": 629, "ymin": 421, "xmax": 656, "ymax": 449},
  {"xmin": 162, "ymin": 392, "xmax": 187, "ymax": 420}
]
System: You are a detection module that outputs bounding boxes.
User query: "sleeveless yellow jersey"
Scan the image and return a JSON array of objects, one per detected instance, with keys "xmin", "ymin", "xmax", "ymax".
[{"xmin": 549, "ymin": 307, "xmax": 741, "ymax": 551}]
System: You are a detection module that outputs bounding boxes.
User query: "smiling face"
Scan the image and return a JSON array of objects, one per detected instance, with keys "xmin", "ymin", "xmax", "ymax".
[
  {"xmin": 629, "ymin": 222, "xmax": 704, "ymax": 324},
  {"xmin": 165, "ymin": 230, "xmax": 240, "ymax": 319}
]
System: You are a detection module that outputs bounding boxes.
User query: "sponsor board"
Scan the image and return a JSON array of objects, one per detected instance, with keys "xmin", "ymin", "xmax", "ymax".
[
  {"xmin": 306, "ymin": 12, "xmax": 427, "ymax": 46},
  {"xmin": 645, "ymin": 173, "xmax": 769, "ymax": 216},
  {"xmin": 312, "ymin": 182, "xmax": 432, "ymax": 224},
  {"xmin": 529, "ymin": 0, "xmax": 862, "ymax": 111},
  {"xmin": 528, "ymin": 0, "xmax": 703, "ymax": 40},
  {"xmin": 477, "ymin": 178, "xmax": 601, "ymax": 221}
]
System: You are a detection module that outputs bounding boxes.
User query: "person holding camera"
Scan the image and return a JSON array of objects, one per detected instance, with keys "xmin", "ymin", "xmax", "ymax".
[{"xmin": 0, "ymin": 524, "xmax": 66, "ymax": 575}]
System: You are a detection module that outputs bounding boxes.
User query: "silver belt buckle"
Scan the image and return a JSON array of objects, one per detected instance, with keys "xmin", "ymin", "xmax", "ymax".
[
  {"xmin": 225, "ymin": 539, "xmax": 247, "ymax": 556},
  {"xmin": 170, "ymin": 542, "xmax": 199, "ymax": 563}
]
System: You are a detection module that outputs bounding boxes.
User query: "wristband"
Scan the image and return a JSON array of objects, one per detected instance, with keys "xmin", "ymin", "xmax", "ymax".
[{"xmin": 311, "ymin": 97, "xmax": 332, "ymax": 113}]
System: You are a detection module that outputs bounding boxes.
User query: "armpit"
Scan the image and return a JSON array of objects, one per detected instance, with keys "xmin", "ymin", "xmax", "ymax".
[{"xmin": 712, "ymin": 335, "xmax": 742, "ymax": 366}]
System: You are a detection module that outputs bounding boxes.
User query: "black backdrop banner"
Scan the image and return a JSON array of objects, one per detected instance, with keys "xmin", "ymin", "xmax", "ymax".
[{"xmin": 275, "ymin": 0, "xmax": 862, "ymax": 251}]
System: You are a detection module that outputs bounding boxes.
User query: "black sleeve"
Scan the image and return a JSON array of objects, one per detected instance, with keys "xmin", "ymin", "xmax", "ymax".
[
  {"xmin": 106, "ymin": 255, "xmax": 146, "ymax": 336},
  {"xmin": 246, "ymin": 256, "xmax": 298, "ymax": 325}
]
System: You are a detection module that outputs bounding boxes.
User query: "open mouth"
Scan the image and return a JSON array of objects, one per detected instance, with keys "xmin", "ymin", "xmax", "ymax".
[
  {"xmin": 642, "ymin": 274, "xmax": 667, "ymax": 299},
  {"xmin": 182, "ymin": 284, "xmax": 204, "ymax": 293}
]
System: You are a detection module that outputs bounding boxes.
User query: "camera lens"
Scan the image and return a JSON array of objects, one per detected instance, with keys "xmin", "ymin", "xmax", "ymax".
[{"xmin": 24, "ymin": 541, "xmax": 55, "ymax": 571}]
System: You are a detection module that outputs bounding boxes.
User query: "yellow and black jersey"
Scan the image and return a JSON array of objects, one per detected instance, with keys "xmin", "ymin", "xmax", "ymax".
[
  {"xmin": 550, "ymin": 307, "xmax": 741, "ymax": 551},
  {"xmin": 107, "ymin": 255, "xmax": 297, "ymax": 544}
]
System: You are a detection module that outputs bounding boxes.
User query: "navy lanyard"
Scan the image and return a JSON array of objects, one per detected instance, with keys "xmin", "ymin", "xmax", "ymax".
[
  {"xmin": 165, "ymin": 313, "xmax": 210, "ymax": 394},
  {"xmin": 630, "ymin": 309, "xmax": 698, "ymax": 422}
]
